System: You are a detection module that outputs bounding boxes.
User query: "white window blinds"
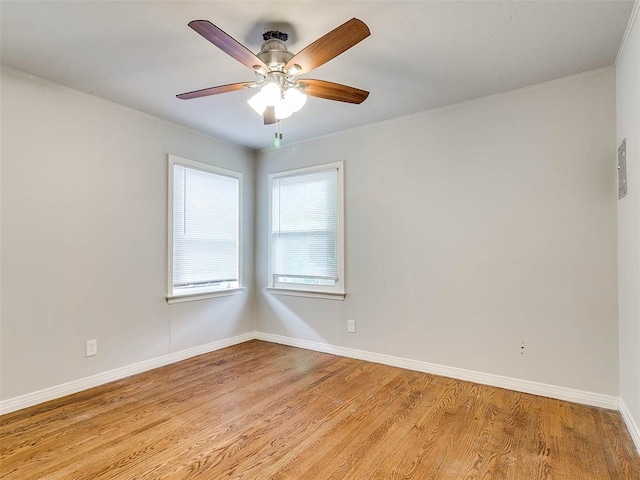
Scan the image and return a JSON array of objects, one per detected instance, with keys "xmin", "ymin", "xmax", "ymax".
[
  {"xmin": 270, "ymin": 165, "xmax": 341, "ymax": 289},
  {"xmin": 171, "ymin": 162, "xmax": 239, "ymax": 295}
]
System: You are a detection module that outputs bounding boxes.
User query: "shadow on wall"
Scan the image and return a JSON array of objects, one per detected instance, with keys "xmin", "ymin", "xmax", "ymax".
[
  {"xmin": 169, "ymin": 294, "xmax": 251, "ymax": 351},
  {"xmin": 261, "ymin": 292, "xmax": 327, "ymax": 343}
]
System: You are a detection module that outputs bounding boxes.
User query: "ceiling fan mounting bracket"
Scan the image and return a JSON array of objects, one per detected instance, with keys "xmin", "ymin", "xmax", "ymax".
[{"xmin": 262, "ymin": 31, "xmax": 288, "ymax": 42}]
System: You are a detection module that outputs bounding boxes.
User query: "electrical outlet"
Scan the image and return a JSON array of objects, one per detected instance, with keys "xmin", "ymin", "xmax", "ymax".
[
  {"xmin": 347, "ymin": 319, "xmax": 356, "ymax": 333},
  {"xmin": 520, "ymin": 341, "xmax": 525, "ymax": 356},
  {"xmin": 86, "ymin": 339, "xmax": 97, "ymax": 357}
]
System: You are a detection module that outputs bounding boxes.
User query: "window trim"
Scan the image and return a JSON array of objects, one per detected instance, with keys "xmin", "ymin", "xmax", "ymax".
[
  {"xmin": 267, "ymin": 161, "xmax": 345, "ymax": 298},
  {"xmin": 166, "ymin": 154, "xmax": 243, "ymax": 303}
]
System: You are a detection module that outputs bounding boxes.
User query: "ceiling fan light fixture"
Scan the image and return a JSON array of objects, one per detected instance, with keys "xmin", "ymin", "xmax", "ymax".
[
  {"xmin": 283, "ymin": 88, "xmax": 307, "ymax": 113},
  {"xmin": 274, "ymin": 100, "xmax": 293, "ymax": 120},
  {"xmin": 261, "ymin": 82, "xmax": 282, "ymax": 107},
  {"xmin": 247, "ymin": 91, "xmax": 268, "ymax": 115}
]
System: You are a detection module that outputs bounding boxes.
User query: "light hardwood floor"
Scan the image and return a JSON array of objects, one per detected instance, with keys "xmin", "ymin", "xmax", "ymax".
[{"xmin": 1, "ymin": 340, "xmax": 638, "ymax": 479}]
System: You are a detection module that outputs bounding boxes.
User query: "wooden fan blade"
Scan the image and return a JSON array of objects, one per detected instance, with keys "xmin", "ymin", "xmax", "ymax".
[
  {"xmin": 298, "ymin": 79, "xmax": 369, "ymax": 104},
  {"xmin": 285, "ymin": 18, "xmax": 370, "ymax": 75},
  {"xmin": 176, "ymin": 82, "xmax": 254, "ymax": 100},
  {"xmin": 188, "ymin": 20, "xmax": 268, "ymax": 71},
  {"xmin": 264, "ymin": 106, "xmax": 276, "ymax": 125}
]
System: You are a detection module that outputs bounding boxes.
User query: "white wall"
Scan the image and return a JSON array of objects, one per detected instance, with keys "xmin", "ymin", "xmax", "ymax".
[
  {"xmin": 0, "ymin": 68, "xmax": 255, "ymax": 400},
  {"xmin": 256, "ymin": 69, "xmax": 619, "ymax": 396},
  {"xmin": 0, "ymin": 63, "xmax": 624, "ymax": 409},
  {"xmin": 617, "ymin": 3, "xmax": 640, "ymax": 446}
]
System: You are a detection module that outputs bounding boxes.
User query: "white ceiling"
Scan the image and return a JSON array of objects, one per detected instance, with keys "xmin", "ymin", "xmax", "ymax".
[{"xmin": 1, "ymin": 1, "xmax": 634, "ymax": 150}]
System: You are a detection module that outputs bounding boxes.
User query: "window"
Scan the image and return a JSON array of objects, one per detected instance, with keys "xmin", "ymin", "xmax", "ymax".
[
  {"xmin": 268, "ymin": 162, "xmax": 345, "ymax": 298},
  {"xmin": 167, "ymin": 155, "xmax": 242, "ymax": 302}
]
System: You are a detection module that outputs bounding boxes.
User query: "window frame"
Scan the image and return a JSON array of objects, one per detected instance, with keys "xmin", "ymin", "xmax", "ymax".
[
  {"xmin": 166, "ymin": 154, "xmax": 243, "ymax": 304},
  {"xmin": 267, "ymin": 161, "xmax": 345, "ymax": 300}
]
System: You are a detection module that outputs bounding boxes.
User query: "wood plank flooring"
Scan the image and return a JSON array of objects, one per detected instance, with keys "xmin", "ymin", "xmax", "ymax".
[{"xmin": 1, "ymin": 340, "xmax": 638, "ymax": 479}]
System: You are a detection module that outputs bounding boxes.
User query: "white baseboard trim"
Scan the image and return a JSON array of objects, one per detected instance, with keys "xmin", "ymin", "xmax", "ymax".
[
  {"xmin": 0, "ymin": 331, "xmax": 622, "ymax": 416},
  {"xmin": 254, "ymin": 332, "xmax": 620, "ymax": 410},
  {"xmin": 0, "ymin": 332, "xmax": 254, "ymax": 415},
  {"xmin": 620, "ymin": 398, "xmax": 640, "ymax": 454}
]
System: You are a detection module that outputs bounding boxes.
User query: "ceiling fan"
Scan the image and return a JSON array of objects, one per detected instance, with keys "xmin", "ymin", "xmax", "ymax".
[{"xmin": 176, "ymin": 18, "xmax": 371, "ymax": 126}]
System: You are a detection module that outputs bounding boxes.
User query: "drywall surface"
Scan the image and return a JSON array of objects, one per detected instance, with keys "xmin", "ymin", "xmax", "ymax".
[
  {"xmin": 256, "ymin": 69, "xmax": 619, "ymax": 395},
  {"xmin": 617, "ymin": 6, "xmax": 640, "ymax": 439},
  {"xmin": 0, "ymin": 69, "xmax": 255, "ymax": 399}
]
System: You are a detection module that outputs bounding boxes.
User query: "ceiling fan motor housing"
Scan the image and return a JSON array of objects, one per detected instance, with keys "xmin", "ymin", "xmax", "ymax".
[{"xmin": 257, "ymin": 33, "xmax": 294, "ymax": 72}]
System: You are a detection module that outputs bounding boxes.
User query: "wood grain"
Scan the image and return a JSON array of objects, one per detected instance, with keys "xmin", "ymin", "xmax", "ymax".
[
  {"xmin": 176, "ymin": 82, "xmax": 253, "ymax": 100},
  {"xmin": 1, "ymin": 340, "xmax": 638, "ymax": 479},
  {"xmin": 298, "ymin": 79, "xmax": 369, "ymax": 104},
  {"xmin": 286, "ymin": 18, "xmax": 370, "ymax": 75},
  {"xmin": 188, "ymin": 20, "xmax": 268, "ymax": 71}
]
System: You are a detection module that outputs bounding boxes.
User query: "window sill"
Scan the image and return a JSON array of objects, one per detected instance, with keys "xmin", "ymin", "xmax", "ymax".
[
  {"xmin": 166, "ymin": 288, "xmax": 245, "ymax": 304},
  {"xmin": 266, "ymin": 287, "xmax": 346, "ymax": 301}
]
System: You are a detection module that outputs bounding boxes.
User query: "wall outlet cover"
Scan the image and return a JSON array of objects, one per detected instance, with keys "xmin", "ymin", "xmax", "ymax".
[
  {"xmin": 347, "ymin": 320, "xmax": 356, "ymax": 333},
  {"xmin": 86, "ymin": 339, "xmax": 97, "ymax": 357}
]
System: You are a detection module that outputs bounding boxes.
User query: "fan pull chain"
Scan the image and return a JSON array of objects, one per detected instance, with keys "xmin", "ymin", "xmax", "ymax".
[{"xmin": 274, "ymin": 120, "xmax": 283, "ymax": 148}]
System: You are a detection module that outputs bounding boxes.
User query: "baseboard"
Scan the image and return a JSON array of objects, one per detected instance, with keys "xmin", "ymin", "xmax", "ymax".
[
  {"xmin": 620, "ymin": 398, "xmax": 640, "ymax": 454},
  {"xmin": 0, "ymin": 332, "xmax": 254, "ymax": 415},
  {"xmin": 1, "ymin": 330, "xmax": 622, "ymax": 416},
  {"xmin": 254, "ymin": 332, "xmax": 620, "ymax": 410}
]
